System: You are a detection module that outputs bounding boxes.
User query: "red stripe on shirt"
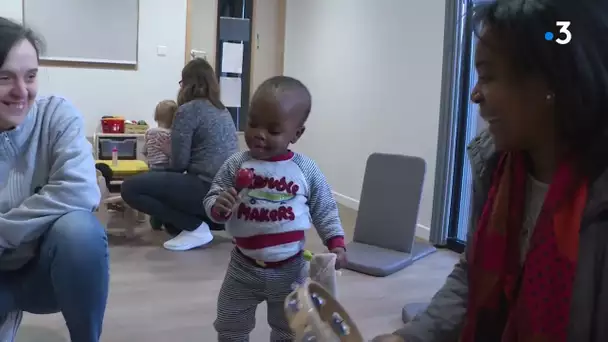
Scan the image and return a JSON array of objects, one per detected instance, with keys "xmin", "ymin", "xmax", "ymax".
[
  {"xmin": 234, "ymin": 230, "xmax": 305, "ymax": 250},
  {"xmin": 233, "ymin": 231, "xmax": 345, "ymax": 251}
]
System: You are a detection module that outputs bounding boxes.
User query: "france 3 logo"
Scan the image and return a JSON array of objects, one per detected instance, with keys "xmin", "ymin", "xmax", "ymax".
[{"xmin": 544, "ymin": 21, "xmax": 572, "ymax": 45}]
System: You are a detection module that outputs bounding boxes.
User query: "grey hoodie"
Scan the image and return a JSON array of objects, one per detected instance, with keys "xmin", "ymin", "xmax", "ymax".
[
  {"xmin": 0, "ymin": 96, "xmax": 100, "ymax": 270},
  {"xmin": 395, "ymin": 130, "xmax": 608, "ymax": 342},
  {"xmin": 169, "ymin": 99, "xmax": 238, "ymax": 181}
]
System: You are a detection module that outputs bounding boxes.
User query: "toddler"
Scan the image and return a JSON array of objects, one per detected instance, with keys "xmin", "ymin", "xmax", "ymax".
[
  {"xmin": 143, "ymin": 100, "xmax": 177, "ymax": 170},
  {"xmin": 203, "ymin": 76, "xmax": 348, "ymax": 342}
]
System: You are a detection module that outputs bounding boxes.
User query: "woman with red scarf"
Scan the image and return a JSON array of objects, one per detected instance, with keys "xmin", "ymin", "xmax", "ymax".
[{"xmin": 374, "ymin": 0, "xmax": 608, "ymax": 341}]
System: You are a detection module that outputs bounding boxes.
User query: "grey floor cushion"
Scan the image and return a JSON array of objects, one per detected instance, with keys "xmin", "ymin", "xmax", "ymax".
[{"xmin": 345, "ymin": 153, "xmax": 436, "ymax": 277}]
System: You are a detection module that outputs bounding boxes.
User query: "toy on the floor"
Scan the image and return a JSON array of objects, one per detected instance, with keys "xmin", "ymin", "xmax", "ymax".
[{"xmin": 284, "ymin": 278, "xmax": 363, "ymax": 342}]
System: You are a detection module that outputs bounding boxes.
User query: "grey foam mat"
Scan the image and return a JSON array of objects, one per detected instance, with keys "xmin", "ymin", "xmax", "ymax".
[
  {"xmin": 346, "ymin": 239, "xmax": 436, "ymax": 277},
  {"xmin": 345, "ymin": 153, "xmax": 435, "ymax": 277}
]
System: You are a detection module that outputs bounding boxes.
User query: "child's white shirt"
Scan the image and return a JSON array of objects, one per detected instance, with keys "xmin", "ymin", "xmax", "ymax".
[{"xmin": 204, "ymin": 151, "xmax": 345, "ymax": 262}]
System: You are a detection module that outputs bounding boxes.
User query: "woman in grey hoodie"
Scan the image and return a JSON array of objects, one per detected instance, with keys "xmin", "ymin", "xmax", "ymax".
[{"xmin": 0, "ymin": 18, "xmax": 108, "ymax": 342}]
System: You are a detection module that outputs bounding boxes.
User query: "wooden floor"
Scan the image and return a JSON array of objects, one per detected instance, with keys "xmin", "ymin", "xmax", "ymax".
[{"xmin": 16, "ymin": 205, "xmax": 458, "ymax": 341}]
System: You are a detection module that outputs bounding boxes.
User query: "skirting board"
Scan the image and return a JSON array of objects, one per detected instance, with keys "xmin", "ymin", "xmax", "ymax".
[{"xmin": 332, "ymin": 191, "xmax": 431, "ymax": 241}]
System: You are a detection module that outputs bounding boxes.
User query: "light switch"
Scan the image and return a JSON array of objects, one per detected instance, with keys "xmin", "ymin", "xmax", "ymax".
[{"xmin": 156, "ymin": 45, "xmax": 168, "ymax": 56}]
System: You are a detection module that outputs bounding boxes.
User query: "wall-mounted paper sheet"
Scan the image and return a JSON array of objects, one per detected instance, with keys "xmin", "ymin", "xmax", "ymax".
[
  {"xmin": 220, "ymin": 76, "xmax": 242, "ymax": 108},
  {"xmin": 221, "ymin": 42, "xmax": 244, "ymax": 74}
]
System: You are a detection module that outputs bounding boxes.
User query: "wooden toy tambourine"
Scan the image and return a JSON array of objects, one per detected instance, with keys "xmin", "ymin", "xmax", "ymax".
[{"xmin": 284, "ymin": 278, "xmax": 364, "ymax": 342}]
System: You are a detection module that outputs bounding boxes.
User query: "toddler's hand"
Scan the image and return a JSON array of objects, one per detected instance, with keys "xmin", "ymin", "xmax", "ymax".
[
  {"xmin": 330, "ymin": 247, "xmax": 348, "ymax": 269},
  {"xmin": 212, "ymin": 188, "xmax": 239, "ymax": 216},
  {"xmin": 371, "ymin": 334, "xmax": 405, "ymax": 342}
]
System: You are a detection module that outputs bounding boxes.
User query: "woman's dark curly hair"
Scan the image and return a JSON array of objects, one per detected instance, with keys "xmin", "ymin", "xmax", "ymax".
[{"xmin": 472, "ymin": 0, "xmax": 608, "ymax": 179}]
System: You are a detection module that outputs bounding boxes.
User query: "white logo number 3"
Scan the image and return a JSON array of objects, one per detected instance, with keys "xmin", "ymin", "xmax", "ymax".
[{"xmin": 555, "ymin": 21, "xmax": 572, "ymax": 45}]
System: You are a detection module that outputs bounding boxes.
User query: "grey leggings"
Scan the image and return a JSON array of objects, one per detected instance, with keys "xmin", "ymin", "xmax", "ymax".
[{"xmin": 121, "ymin": 171, "xmax": 221, "ymax": 234}]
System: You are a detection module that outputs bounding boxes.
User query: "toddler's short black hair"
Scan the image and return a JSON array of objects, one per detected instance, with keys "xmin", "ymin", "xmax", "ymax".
[{"xmin": 252, "ymin": 76, "xmax": 312, "ymax": 122}]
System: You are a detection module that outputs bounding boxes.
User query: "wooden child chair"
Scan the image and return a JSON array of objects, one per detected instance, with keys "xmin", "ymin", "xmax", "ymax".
[{"xmin": 95, "ymin": 169, "xmax": 138, "ymax": 238}]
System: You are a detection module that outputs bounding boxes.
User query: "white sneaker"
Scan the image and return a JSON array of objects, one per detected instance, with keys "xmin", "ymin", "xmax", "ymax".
[
  {"xmin": 163, "ymin": 222, "xmax": 214, "ymax": 251},
  {"xmin": 0, "ymin": 311, "xmax": 22, "ymax": 342}
]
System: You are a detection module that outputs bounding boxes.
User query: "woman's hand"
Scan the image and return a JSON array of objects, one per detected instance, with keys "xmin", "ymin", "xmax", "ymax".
[
  {"xmin": 371, "ymin": 334, "xmax": 405, "ymax": 342},
  {"xmin": 212, "ymin": 188, "xmax": 239, "ymax": 216},
  {"xmin": 158, "ymin": 135, "xmax": 171, "ymax": 155}
]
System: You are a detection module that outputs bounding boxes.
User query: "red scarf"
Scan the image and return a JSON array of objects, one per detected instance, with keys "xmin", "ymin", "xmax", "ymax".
[{"xmin": 460, "ymin": 152, "xmax": 587, "ymax": 342}]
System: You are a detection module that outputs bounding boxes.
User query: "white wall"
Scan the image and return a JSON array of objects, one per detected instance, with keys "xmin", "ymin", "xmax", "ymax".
[
  {"xmin": 189, "ymin": 0, "xmax": 218, "ymax": 67},
  {"xmin": 1, "ymin": 0, "xmax": 215, "ymax": 137},
  {"xmin": 283, "ymin": 0, "xmax": 446, "ymax": 238}
]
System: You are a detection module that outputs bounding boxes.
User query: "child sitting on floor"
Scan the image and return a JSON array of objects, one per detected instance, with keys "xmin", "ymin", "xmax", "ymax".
[
  {"xmin": 143, "ymin": 99, "xmax": 177, "ymax": 170},
  {"xmin": 203, "ymin": 76, "xmax": 348, "ymax": 341}
]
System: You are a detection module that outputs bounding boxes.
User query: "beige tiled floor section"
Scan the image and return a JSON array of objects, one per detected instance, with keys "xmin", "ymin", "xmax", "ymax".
[{"xmin": 17, "ymin": 205, "xmax": 458, "ymax": 341}]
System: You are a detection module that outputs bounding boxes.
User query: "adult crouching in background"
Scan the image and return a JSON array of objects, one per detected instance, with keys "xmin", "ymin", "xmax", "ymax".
[{"xmin": 121, "ymin": 58, "xmax": 238, "ymax": 251}]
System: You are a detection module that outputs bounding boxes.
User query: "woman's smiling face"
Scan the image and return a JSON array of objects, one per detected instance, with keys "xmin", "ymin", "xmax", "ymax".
[
  {"xmin": 0, "ymin": 38, "xmax": 38, "ymax": 131},
  {"xmin": 470, "ymin": 27, "xmax": 555, "ymax": 152}
]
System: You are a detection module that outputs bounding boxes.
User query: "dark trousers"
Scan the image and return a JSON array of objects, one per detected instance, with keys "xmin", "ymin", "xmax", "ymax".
[{"xmin": 121, "ymin": 171, "xmax": 222, "ymax": 234}]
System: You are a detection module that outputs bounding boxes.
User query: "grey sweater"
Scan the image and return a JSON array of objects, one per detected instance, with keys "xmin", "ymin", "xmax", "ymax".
[
  {"xmin": 170, "ymin": 99, "xmax": 238, "ymax": 181},
  {"xmin": 0, "ymin": 96, "xmax": 100, "ymax": 270}
]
